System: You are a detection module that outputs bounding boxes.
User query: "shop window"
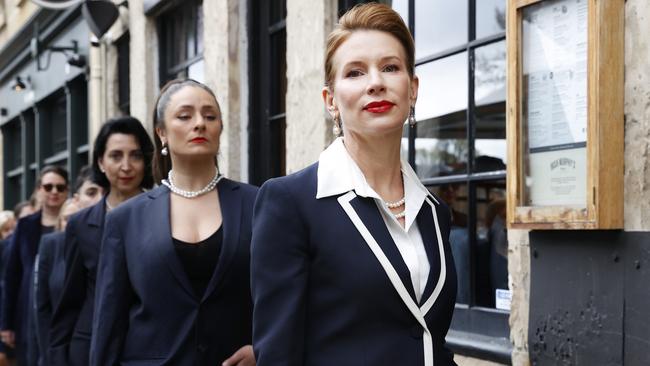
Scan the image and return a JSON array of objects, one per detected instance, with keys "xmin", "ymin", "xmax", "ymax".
[
  {"xmin": 249, "ymin": 0, "xmax": 287, "ymax": 185},
  {"xmin": 391, "ymin": 0, "xmax": 510, "ymax": 362},
  {"xmin": 158, "ymin": 0, "xmax": 204, "ymax": 85},
  {"xmin": 116, "ymin": 32, "xmax": 130, "ymax": 115}
]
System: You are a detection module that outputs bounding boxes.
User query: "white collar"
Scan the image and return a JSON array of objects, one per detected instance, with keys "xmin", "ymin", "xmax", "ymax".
[{"xmin": 316, "ymin": 137, "xmax": 434, "ymax": 229}]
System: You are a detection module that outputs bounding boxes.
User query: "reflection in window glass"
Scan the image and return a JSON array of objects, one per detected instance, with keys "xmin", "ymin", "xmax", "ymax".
[
  {"xmin": 474, "ymin": 40, "xmax": 507, "ymax": 170},
  {"xmin": 430, "ymin": 184, "xmax": 469, "ymax": 304},
  {"xmin": 415, "ymin": 53, "xmax": 468, "ymax": 178},
  {"xmin": 415, "ymin": 0, "xmax": 467, "ymax": 58},
  {"xmin": 475, "ymin": 180, "xmax": 507, "ymax": 308},
  {"xmin": 476, "ymin": 0, "xmax": 506, "ymax": 39}
]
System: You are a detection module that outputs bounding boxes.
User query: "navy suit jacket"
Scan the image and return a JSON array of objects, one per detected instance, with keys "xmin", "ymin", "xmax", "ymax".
[
  {"xmin": 35, "ymin": 231, "xmax": 66, "ymax": 366},
  {"xmin": 2, "ymin": 211, "xmax": 44, "ymax": 349},
  {"xmin": 49, "ymin": 198, "xmax": 106, "ymax": 366},
  {"xmin": 91, "ymin": 179, "xmax": 257, "ymax": 366},
  {"xmin": 251, "ymin": 163, "xmax": 458, "ymax": 366}
]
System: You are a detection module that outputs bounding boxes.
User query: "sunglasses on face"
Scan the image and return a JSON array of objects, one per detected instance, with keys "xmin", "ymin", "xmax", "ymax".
[{"xmin": 42, "ymin": 183, "xmax": 67, "ymax": 193}]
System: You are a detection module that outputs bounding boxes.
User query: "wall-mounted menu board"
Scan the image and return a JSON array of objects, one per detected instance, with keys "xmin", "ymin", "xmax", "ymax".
[{"xmin": 507, "ymin": 0, "xmax": 624, "ymax": 229}]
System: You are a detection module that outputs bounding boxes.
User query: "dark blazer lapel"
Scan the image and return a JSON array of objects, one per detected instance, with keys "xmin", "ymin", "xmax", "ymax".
[
  {"xmin": 84, "ymin": 198, "xmax": 106, "ymax": 246},
  {"xmin": 26, "ymin": 212, "xmax": 43, "ymax": 258},
  {"xmin": 349, "ymin": 195, "xmax": 417, "ymax": 303},
  {"xmin": 416, "ymin": 202, "xmax": 441, "ymax": 306},
  {"xmin": 148, "ymin": 186, "xmax": 195, "ymax": 298},
  {"xmin": 201, "ymin": 178, "xmax": 241, "ymax": 302},
  {"xmin": 417, "ymin": 199, "xmax": 448, "ymax": 315}
]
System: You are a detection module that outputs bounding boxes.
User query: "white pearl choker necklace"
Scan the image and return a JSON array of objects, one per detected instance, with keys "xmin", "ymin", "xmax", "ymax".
[
  {"xmin": 393, "ymin": 210, "xmax": 406, "ymax": 219},
  {"xmin": 384, "ymin": 197, "xmax": 405, "ymax": 209},
  {"xmin": 162, "ymin": 169, "xmax": 222, "ymax": 198}
]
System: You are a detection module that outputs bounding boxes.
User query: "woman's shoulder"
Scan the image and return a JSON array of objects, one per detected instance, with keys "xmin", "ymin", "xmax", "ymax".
[{"xmin": 260, "ymin": 162, "xmax": 318, "ymax": 192}]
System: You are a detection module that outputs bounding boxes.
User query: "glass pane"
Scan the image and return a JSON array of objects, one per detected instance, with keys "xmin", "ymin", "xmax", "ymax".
[
  {"xmin": 269, "ymin": 29, "xmax": 287, "ymax": 116},
  {"xmin": 474, "ymin": 40, "xmax": 506, "ymax": 171},
  {"xmin": 429, "ymin": 183, "xmax": 469, "ymax": 304},
  {"xmin": 196, "ymin": 2, "xmax": 204, "ymax": 54},
  {"xmin": 269, "ymin": 0, "xmax": 286, "ymax": 25},
  {"xmin": 50, "ymin": 94, "xmax": 68, "ymax": 154},
  {"xmin": 188, "ymin": 59, "xmax": 205, "ymax": 84},
  {"xmin": 389, "ymin": 0, "xmax": 409, "ymax": 28},
  {"xmin": 186, "ymin": 5, "xmax": 196, "ymax": 59},
  {"xmin": 4, "ymin": 120, "xmax": 22, "ymax": 170},
  {"xmin": 415, "ymin": 0, "xmax": 467, "ymax": 58},
  {"xmin": 415, "ymin": 53, "xmax": 468, "ymax": 178},
  {"xmin": 475, "ymin": 179, "xmax": 508, "ymax": 309},
  {"xmin": 476, "ymin": 0, "xmax": 506, "ymax": 39}
]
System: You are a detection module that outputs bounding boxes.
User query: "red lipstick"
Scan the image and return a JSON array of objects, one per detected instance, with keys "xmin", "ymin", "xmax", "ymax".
[
  {"xmin": 364, "ymin": 100, "xmax": 395, "ymax": 113},
  {"xmin": 190, "ymin": 137, "xmax": 208, "ymax": 144}
]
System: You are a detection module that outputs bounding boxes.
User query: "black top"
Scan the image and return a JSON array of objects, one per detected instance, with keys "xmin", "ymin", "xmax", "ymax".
[
  {"xmin": 173, "ymin": 227, "xmax": 223, "ymax": 298},
  {"xmin": 41, "ymin": 225, "xmax": 55, "ymax": 235}
]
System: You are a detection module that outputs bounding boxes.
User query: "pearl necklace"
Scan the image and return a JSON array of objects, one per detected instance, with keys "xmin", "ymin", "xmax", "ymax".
[
  {"xmin": 384, "ymin": 197, "xmax": 405, "ymax": 209},
  {"xmin": 162, "ymin": 169, "xmax": 222, "ymax": 198},
  {"xmin": 384, "ymin": 197, "xmax": 406, "ymax": 220}
]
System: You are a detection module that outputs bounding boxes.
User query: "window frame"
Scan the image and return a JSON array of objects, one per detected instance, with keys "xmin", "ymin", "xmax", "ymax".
[
  {"xmin": 403, "ymin": 0, "xmax": 511, "ymax": 363},
  {"xmin": 248, "ymin": 0, "xmax": 287, "ymax": 185},
  {"xmin": 157, "ymin": 0, "xmax": 204, "ymax": 86}
]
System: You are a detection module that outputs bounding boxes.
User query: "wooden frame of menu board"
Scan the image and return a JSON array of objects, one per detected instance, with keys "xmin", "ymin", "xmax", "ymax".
[{"xmin": 506, "ymin": 0, "xmax": 624, "ymax": 229}]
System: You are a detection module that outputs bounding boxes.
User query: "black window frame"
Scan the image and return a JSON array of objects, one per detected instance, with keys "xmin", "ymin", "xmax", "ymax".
[
  {"xmin": 157, "ymin": 0, "xmax": 204, "ymax": 86},
  {"xmin": 248, "ymin": 0, "xmax": 287, "ymax": 185},
  {"xmin": 402, "ymin": 0, "xmax": 511, "ymax": 363}
]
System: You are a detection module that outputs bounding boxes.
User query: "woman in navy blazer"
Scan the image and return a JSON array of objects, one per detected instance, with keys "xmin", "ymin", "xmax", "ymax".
[
  {"xmin": 90, "ymin": 79, "xmax": 257, "ymax": 366},
  {"xmin": 1, "ymin": 166, "xmax": 69, "ymax": 365},
  {"xmin": 251, "ymin": 4, "xmax": 457, "ymax": 366},
  {"xmin": 49, "ymin": 117, "xmax": 154, "ymax": 366},
  {"xmin": 34, "ymin": 198, "xmax": 80, "ymax": 366}
]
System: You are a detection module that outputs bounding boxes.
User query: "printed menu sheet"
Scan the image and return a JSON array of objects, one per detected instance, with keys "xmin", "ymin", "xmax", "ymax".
[{"xmin": 522, "ymin": 0, "xmax": 588, "ymax": 206}]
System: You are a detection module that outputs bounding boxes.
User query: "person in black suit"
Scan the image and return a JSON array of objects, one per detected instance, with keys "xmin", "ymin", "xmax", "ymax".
[
  {"xmin": 251, "ymin": 4, "xmax": 457, "ymax": 366},
  {"xmin": 1, "ymin": 166, "xmax": 69, "ymax": 365},
  {"xmin": 34, "ymin": 166, "xmax": 103, "ymax": 366},
  {"xmin": 49, "ymin": 117, "xmax": 154, "ymax": 366},
  {"xmin": 90, "ymin": 79, "xmax": 257, "ymax": 366}
]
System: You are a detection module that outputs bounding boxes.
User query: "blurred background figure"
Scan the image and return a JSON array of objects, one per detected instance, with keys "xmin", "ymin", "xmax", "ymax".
[
  {"xmin": 0, "ymin": 213, "xmax": 15, "ymax": 242},
  {"xmin": 13, "ymin": 201, "xmax": 36, "ymax": 220},
  {"xmin": 71, "ymin": 166, "xmax": 104, "ymax": 209},
  {"xmin": 0, "ymin": 211, "xmax": 16, "ymax": 366},
  {"xmin": 33, "ymin": 165, "xmax": 103, "ymax": 366},
  {"xmin": 1, "ymin": 166, "xmax": 69, "ymax": 365}
]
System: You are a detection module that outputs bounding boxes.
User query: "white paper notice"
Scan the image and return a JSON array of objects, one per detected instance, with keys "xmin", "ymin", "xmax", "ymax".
[{"xmin": 522, "ymin": 0, "xmax": 588, "ymax": 206}]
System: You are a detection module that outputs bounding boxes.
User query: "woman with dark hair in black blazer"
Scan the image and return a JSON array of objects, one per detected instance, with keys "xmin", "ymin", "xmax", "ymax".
[
  {"xmin": 49, "ymin": 117, "xmax": 154, "ymax": 366},
  {"xmin": 90, "ymin": 79, "xmax": 257, "ymax": 366},
  {"xmin": 1, "ymin": 166, "xmax": 69, "ymax": 365},
  {"xmin": 251, "ymin": 4, "xmax": 457, "ymax": 366}
]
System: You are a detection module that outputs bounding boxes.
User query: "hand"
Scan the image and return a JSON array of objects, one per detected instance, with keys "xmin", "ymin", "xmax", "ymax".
[
  {"xmin": 222, "ymin": 345, "xmax": 255, "ymax": 366},
  {"xmin": 0, "ymin": 331, "xmax": 15, "ymax": 348}
]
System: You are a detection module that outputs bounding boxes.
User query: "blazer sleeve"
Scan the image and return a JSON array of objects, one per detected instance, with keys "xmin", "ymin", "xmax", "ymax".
[
  {"xmin": 251, "ymin": 179, "xmax": 310, "ymax": 366},
  {"xmin": 90, "ymin": 210, "xmax": 132, "ymax": 366},
  {"xmin": 35, "ymin": 236, "xmax": 53, "ymax": 364},
  {"xmin": 1, "ymin": 221, "xmax": 23, "ymax": 331},
  {"xmin": 49, "ymin": 218, "xmax": 85, "ymax": 366}
]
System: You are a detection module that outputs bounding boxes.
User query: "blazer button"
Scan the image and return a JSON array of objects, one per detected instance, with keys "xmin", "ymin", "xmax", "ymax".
[
  {"xmin": 410, "ymin": 325, "xmax": 423, "ymax": 339},
  {"xmin": 197, "ymin": 344, "xmax": 207, "ymax": 353}
]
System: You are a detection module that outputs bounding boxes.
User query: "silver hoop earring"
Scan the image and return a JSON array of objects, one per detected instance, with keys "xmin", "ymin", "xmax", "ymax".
[
  {"xmin": 409, "ymin": 106, "xmax": 416, "ymax": 127},
  {"xmin": 332, "ymin": 113, "xmax": 342, "ymax": 137},
  {"xmin": 161, "ymin": 145, "xmax": 169, "ymax": 156}
]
